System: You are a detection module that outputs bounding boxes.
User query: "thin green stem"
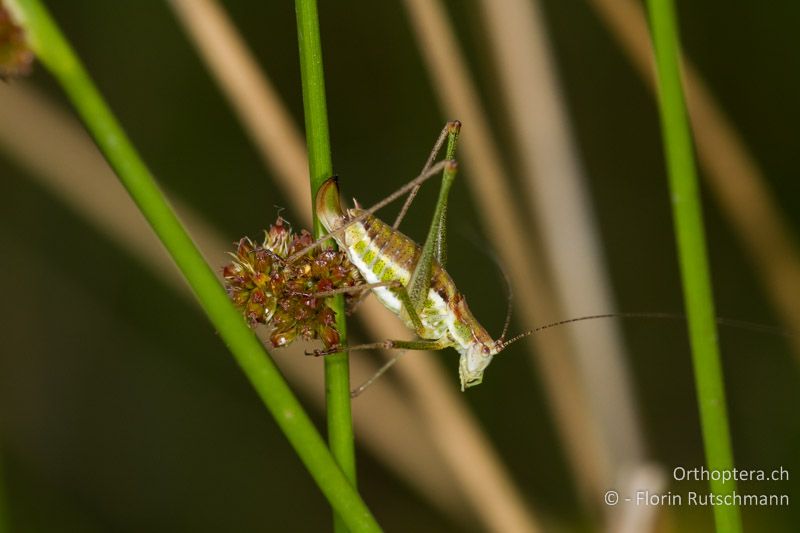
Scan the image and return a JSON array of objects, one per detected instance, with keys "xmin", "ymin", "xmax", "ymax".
[
  {"xmin": 7, "ymin": 1, "xmax": 378, "ymax": 530},
  {"xmin": 646, "ymin": 1, "xmax": 742, "ymax": 532},
  {"xmin": 294, "ymin": 1, "xmax": 356, "ymax": 532}
]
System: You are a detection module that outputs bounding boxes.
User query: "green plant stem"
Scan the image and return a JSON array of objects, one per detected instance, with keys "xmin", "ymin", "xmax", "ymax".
[
  {"xmin": 646, "ymin": 1, "xmax": 742, "ymax": 532},
  {"xmin": 294, "ymin": 2, "xmax": 356, "ymax": 532},
  {"xmin": 7, "ymin": 1, "xmax": 378, "ymax": 530}
]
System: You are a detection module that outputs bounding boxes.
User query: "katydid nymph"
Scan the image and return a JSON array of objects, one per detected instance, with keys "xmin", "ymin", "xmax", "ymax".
[
  {"xmin": 305, "ymin": 121, "xmax": 532, "ymax": 391},
  {"xmin": 226, "ymin": 121, "xmax": 786, "ymax": 395}
]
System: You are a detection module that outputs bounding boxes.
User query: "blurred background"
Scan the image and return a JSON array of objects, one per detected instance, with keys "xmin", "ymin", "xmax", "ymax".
[{"xmin": 0, "ymin": 0, "xmax": 798, "ymax": 531}]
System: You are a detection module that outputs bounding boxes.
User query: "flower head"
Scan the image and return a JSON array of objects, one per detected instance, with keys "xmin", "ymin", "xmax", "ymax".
[
  {"xmin": 223, "ymin": 217, "xmax": 362, "ymax": 349},
  {"xmin": 0, "ymin": 4, "xmax": 34, "ymax": 80}
]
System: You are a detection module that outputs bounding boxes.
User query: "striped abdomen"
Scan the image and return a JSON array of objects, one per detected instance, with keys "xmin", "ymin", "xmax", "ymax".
[
  {"xmin": 315, "ymin": 177, "xmax": 496, "ymax": 357},
  {"xmin": 341, "ymin": 209, "xmax": 456, "ymax": 340}
]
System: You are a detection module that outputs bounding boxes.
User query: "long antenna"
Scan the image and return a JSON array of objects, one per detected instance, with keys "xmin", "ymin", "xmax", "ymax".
[
  {"xmin": 499, "ymin": 312, "xmax": 793, "ymax": 351},
  {"xmin": 351, "ymin": 312, "xmax": 790, "ymax": 397},
  {"xmin": 459, "ymin": 228, "xmax": 515, "ymax": 341},
  {"xmin": 499, "ymin": 274, "xmax": 514, "ymax": 343}
]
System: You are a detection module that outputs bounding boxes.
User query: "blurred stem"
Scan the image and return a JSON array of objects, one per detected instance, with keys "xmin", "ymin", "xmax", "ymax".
[
  {"xmin": 646, "ymin": 1, "xmax": 741, "ymax": 532},
  {"xmin": 8, "ymin": 0, "xmax": 377, "ymax": 530},
  {"xmin": 0, "ymin": 447, "xmax": 7, "ymax": 533},
  {"xmin": 294, "ymin": 1, "xmax": 356, "ymax": 532}
]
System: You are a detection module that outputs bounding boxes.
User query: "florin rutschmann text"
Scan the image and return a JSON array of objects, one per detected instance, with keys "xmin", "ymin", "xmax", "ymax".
[
  {"xmin": 602, "ymin": 466, "xmax": 790, "ymax": 508},
  {"xmin": 629, "ymin": 490, "xmax": 788, "ymax": 507}
]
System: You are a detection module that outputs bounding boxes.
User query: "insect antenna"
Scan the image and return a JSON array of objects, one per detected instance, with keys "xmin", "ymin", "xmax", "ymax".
[
  {"xmin": 497, "ymin": 258, "xmax": 515, "ymax": 343},
  {"xmin": 497, "ymin": 312, "xmax": 793, "ymax": 353},
  {"xmin": 459, "ymin": 227, "xmax": 515, "ymax": 342},
  {"xmin": 351, "ymin": 312, "xmax": 790, "ymax": 396},
  {"xmin": 538, "ymin": 312, "xmax": 794, "ymax": 337},
  {"xmin": 497, "ymin": 329, "xmax": 533, "ymax": 350}
]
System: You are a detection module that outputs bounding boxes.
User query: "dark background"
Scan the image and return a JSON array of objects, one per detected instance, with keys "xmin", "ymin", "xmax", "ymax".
[{"xmin": 0, "ymin": 1, "xmax": 797, "ymax": 531}]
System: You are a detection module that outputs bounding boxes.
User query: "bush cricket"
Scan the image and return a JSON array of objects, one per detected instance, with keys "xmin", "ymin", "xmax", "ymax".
[
  {"xmin": 225, "ymin": 121, "xmax": 787, "ymax": 396},
  {"xmin": 311, "ymin": 121, "xmax": 536, "ymax": 392}
]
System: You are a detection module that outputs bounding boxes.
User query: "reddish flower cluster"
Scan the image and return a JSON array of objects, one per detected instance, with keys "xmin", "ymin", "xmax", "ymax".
[
  {"xmin": 223, "ymin": 217, "xmax": 362, "ymax": 349},
  {"xmin": 0, "ymin": 4, "xmax": 34, "ymax": 80}
]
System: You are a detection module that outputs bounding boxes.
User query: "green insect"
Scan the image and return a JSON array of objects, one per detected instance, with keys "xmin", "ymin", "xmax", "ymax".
[
  {"xmin": 294, "ymin": 121, "xmax": 531, "ymax": 391},
  {"xmin": 228, "ymin": 122, "xmax": 784, "ymax": 394}
]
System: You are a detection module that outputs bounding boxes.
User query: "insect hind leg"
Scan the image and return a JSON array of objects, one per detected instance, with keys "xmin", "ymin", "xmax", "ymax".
[
  {"xmin": 406, "ymin": 158, "xmax": 459, "ymax": 313},
  {"xmin": 307, "ymin": 338, "xmax": 451, "ymax": 357},
  {"xmin": 392, "ymin": 120, "xmax": 461, "ymax": 229},
  {"xmin": 393, "ymin": 121, "xmax": 462, "ymax": 231}
]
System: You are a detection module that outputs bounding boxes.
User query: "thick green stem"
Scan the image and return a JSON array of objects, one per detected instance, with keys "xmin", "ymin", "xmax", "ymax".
[
  {"xmin": 7, "ymin": 1, "xmax": 377, "ymax": 530},
  {"xmin": 294, "ymin": 1, "xmax": 356, "ymax": 532},
  {"xmin": 646, "ymin": 1, "xmax": 742, "ymax": 531}
]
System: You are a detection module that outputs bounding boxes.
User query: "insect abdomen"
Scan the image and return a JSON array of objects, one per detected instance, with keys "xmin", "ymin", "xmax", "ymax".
[
  {"xmin": 343, "ymin": 210, "xmax": 454, "ymax": 338},
  {"xmin": 355, "ymin": 211, "xmax": 417, "ymax": 276}
]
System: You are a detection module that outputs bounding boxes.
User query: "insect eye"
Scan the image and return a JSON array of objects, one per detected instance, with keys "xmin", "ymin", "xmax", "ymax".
[{"xmin": 482, "ymin": 345, "xmax": 490, "ymax": 355}]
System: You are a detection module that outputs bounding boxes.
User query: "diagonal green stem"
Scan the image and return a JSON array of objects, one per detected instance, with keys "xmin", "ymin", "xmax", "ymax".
[
  {"xmin": 6, "ymin": 0, "xmax": 378, "ymax": 530},
  {"xmin": 646, "ymin": 1, "xmax": 742, "ymax": 532},
  {"xmin": 294, "ymin": 1, "xmax": 356, "ymax": 532}
]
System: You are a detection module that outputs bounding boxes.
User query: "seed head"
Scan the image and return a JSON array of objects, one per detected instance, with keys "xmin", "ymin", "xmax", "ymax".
[
  {"xmin": 0, "ymin": 4, "xmax": 34, "ymax": 80},
  {"xmin": 223, "ymin": 217, "xmax": 362, "ymax": 349}
]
